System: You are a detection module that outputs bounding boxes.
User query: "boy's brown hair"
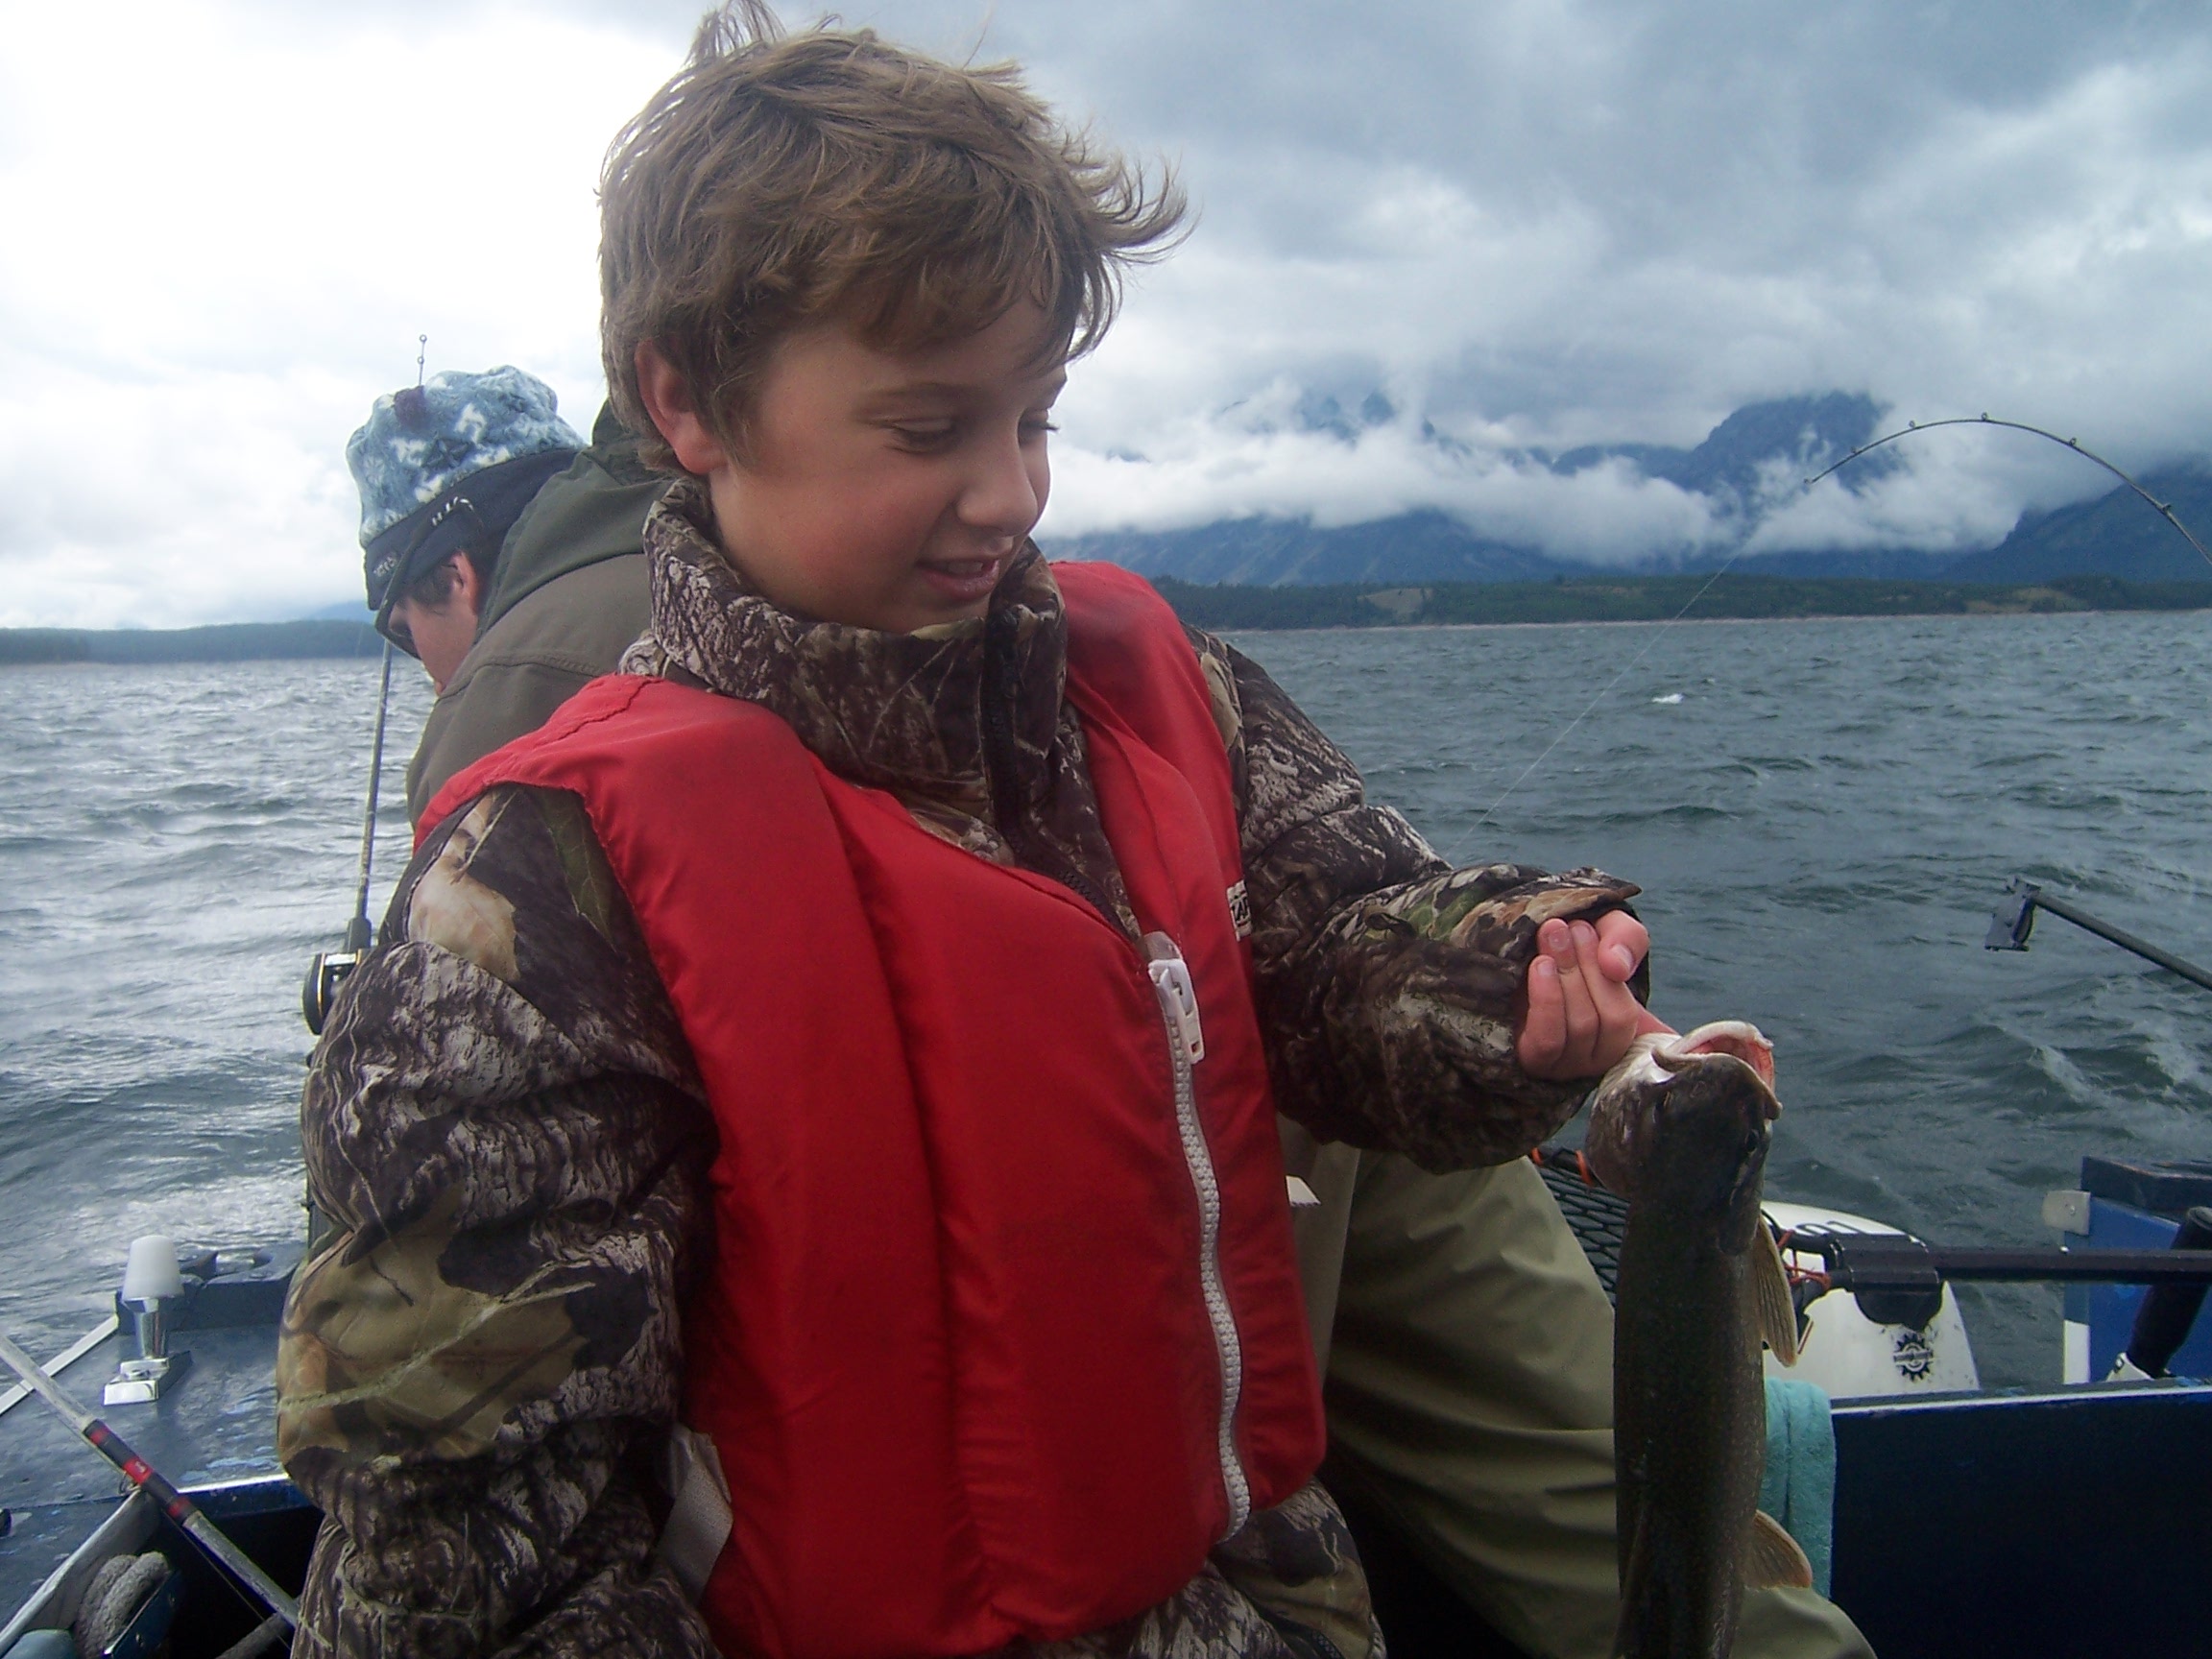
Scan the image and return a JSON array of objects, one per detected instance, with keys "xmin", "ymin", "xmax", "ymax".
[{"xmin": 601, "ymin": 1, "xmax": 1187, "ymax": 472}]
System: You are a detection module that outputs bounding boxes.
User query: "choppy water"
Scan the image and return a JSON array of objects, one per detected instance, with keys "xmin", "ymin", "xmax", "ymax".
[
  {"xmin": 0, "ymin": 654, "xmax": 429, "ymax": 1361},
  {"xmin": 4, "ymin": 612, "xmax": 2211, "ymax": 1389}
]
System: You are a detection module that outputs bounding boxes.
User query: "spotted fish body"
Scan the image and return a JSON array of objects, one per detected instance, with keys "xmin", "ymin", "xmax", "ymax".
[{"xmin": 1585, "ymin": 1022, "xmax": 1810, "ymax": 1659}]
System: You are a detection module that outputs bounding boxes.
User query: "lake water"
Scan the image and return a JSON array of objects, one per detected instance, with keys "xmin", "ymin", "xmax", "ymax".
[{"xmin": 4, "ymin": 610, "xmax": 2211, "ymax": 1389}]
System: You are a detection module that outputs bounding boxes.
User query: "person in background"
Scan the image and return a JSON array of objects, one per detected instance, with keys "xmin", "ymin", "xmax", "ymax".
[{"xmin": 345, "ymin": 367, "xmax": 665, "ymax": 822}]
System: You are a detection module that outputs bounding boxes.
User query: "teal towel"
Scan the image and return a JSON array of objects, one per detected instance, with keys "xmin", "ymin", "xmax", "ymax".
[{"xmin": 1759, "ymin": 1376, "xmax": 1836, "ymax": 1597}]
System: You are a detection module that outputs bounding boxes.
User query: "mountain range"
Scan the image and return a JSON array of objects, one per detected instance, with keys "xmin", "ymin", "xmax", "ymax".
[{"xmin": 1049, "ymin": 393, "xmax": 2212, "ymax": 588}]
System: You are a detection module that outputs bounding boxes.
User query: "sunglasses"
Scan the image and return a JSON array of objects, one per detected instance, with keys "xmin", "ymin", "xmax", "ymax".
[{"xmin": 373, "ymin": 494, "xmax": 488, "ymax": 653}]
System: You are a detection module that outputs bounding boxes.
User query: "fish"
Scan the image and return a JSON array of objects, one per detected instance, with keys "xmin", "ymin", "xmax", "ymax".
[{"xmin": 1584, "ymin": 1020, "xmax": 1814, "ymax": 1659}]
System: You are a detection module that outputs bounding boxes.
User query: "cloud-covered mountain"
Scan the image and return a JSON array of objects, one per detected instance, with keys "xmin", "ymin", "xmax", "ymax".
[
  {"xmin": 1545, "ymin": 391, "xmax": 1896, "ymax": 503},
  {"xmin": 1048, "ymin": 391, "xmax": 2212, "ymax": 586},
  {"xmin": 1048, "ymin": 509, "xmax": 1553, "ymax": 587},
  {"xmin": 1948, "ymin": 465, "xmax": 2212, "ymax": 583}
]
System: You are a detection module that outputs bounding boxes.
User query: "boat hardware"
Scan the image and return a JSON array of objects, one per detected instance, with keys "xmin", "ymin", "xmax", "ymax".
[
  {"xmin": 302, "ymin": 637, "xmax": 396, "ymax": 1034},
  {"xmin": 0, "ymin": 1312, "xmax": 119, "ymax": 1421},
  {"xmin": 2120, "ymin": 1205, "xmax": 2212, "ymax": 1380},
  {"xmin": 0, "ymin": 1325, "xmax": 300, "ymax": 1629},
  {"xmin": 104, "ymin": 1234, "xmax": 190, "ymax": 1407},
  {"xmin": 1984, "ymin": 878, "xmax": 2212, "ymax": 994},
  {"xmin": 1802, "ymin": 1233, "xmax": 2212, "ymax": 1334}
]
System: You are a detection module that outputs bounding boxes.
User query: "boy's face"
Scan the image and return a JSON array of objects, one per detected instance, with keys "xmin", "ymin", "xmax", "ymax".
[{"xmin": 643, "ymin": 302, "xmax": 1065, "ymax": 634}]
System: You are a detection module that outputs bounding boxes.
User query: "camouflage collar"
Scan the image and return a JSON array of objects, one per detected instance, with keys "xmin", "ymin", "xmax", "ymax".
[{"xmin": 638, "ymin": 477, "xmax": 1068, "ymax": 822}]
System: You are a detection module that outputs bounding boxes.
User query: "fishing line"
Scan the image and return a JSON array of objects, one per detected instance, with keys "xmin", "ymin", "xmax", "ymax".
[{"xmin": 1443, "ymin": 553, "xmax": 1752, "ymax": 859}]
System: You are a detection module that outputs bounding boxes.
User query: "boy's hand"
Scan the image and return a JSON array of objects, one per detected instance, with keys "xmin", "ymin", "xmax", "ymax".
[{"xmin": 1516, "ymin": 912, "xmax": 1671, "ymax": 1080}]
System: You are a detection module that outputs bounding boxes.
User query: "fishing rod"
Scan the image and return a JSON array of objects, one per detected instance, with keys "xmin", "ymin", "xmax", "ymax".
[
  {"xmin": 0, "ymin": 1325, "xmax": 299, "ymax": 1629},
  {"xmin": 302, "ymin": 637, "xmax": 396, "ymax": 1034},
  {"xmin": 1805, "ymin": 1233, "xmax": 2212, "ymax": 1290},
  {"xmin": 349, "ymin": 637, "xmax": 396, "ymax": 950},
  {"xmin": 1986, "ymin": 878, "xmax": 2212, "ymax": 996},
  {"xmin": 1800, "ymin": 1229, "xmax": 2212, "ymax": 1376},
  {"xmin": 1804, "ymin": 412, "xmax": 2212, "ymax": 576}
]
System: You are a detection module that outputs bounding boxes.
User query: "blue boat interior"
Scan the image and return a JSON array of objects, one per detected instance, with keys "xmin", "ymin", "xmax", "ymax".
[{"xmin": 6, "ymin": 1162, "xmax": 2211, "ymax": 1656}]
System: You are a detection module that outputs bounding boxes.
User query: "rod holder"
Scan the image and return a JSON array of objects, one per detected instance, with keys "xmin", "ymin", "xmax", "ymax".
[
  {"xmin": 105, "ymin": 1238, "xmax": 191, "ymax": 1405},
  {"xmin": 104, "ymin": 1315, "xmax": 192, "ymax": 1405},
  {"xmin": 1984, "ymin": 878, "xmax": 2212, "ymax": 994}
]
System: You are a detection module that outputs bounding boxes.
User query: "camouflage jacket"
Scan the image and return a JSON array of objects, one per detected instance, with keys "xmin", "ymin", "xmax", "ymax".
[{"xmin": 277, "ymin": 477, "xmax": 1640, "ymax": 1657}]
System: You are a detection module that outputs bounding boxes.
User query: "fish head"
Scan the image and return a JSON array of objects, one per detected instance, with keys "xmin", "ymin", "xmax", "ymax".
[{"xmin": 1584, "ymin": 1021, "xmax": 1780, "ymax": 1250}]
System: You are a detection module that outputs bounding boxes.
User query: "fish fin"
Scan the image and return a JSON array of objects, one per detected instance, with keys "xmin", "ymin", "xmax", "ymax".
[
  {"xmin": 1743, "ymin": 1509, "xmax": 1814, "ymax": 1590},
  {"xmin": 1755, "ymin": 1223, "xmax": 1801, "ymax": 1366}
]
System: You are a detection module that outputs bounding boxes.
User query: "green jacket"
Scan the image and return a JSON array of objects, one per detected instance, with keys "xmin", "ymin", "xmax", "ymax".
[{"xmin": 403, "ymin": 406, "xmax": 666, "ymax": 821}]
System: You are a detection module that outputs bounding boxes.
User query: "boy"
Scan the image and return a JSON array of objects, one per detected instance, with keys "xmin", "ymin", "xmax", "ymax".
[{"xmin": 277, "ymin": 9, "xmax": 1670, "ymax": 1657}]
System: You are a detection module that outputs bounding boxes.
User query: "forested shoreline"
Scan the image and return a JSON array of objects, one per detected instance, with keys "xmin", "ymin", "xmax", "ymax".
[
  {"xmin": 1151, "ymin": 571, "xmax": 2212, "ymax": 631},
  {"xmin": 5, "ymin": 571, "xmax": 2207, "ymax": 663},
  {"xmin": 0, "ymin": 620, "xmax": 383, "ymax": 665}
]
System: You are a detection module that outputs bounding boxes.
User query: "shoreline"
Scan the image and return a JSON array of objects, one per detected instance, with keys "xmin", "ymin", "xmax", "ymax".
[
  {"xmin": 6, "ymin": 572, "xmax": 2208, "ymax": 662},
  {"xmin": 1150, "ymin": 570, "xmax": 2212, "ymax": 635},
  {"xmin": 1219, "ymin": 605, "xmax": 2202, "ymax": 635}
]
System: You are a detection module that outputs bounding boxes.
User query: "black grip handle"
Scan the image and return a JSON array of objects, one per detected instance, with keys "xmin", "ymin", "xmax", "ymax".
[{"xmin": 2126, "ymin": 1206, "xmax": 2212, "ymax": 1378}]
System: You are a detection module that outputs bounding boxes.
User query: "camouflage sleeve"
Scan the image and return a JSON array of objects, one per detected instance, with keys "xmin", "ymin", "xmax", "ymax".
[
  {"xmin": 277, "ymin": 785, "xmax": 717, "ymax": 1659},
  {"xmin": 1187, "ymin": 630, "xmax": 1643, "ymax": 1171}
]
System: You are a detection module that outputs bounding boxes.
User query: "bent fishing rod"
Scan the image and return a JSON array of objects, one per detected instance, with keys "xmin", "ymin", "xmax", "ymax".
[
  {"xmin": 1805, "ymin": 412, "xmax": 2212, "ymax": 575},
  {"xmin": 0, "ymin": 1325, "xmax": 299, "ymax": 1629}
]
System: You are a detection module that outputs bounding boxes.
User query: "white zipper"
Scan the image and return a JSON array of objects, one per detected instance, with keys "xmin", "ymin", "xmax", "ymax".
[{"xmin": 1144, "ymin": 930, "xmax": 1250, "ymax": 1538}]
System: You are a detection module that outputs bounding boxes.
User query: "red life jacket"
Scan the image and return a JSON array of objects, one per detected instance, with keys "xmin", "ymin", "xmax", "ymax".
[{"xmin": 421, "ymin": 562, "xmax": 1324, "ymax": 1659}]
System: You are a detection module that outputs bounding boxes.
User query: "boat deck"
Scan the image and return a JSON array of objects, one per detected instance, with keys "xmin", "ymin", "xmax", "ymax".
[
  {"xmin": 0, "ymin": 1247, "xmax": 301, "ymax": 1625},
  {"xmin": 9, "ymin": 1225, "xmax": 2212, "ymax": 1656}
]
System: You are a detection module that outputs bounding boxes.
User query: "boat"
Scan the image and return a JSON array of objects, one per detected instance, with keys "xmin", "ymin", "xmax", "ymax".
[{"xmin": 6, "ymin": 1131, "xmax": 2208, "ymax": 1657}]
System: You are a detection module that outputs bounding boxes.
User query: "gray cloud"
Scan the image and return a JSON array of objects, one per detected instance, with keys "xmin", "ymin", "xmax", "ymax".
[{"xmin": 3, "ymin": 0, "xmax": 2209, "ymax": 621}]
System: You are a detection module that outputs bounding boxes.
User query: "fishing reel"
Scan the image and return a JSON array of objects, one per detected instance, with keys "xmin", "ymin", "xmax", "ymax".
[{"xmin": 301, "ymin": 916, "xmax": 373, "ymax": 1036}]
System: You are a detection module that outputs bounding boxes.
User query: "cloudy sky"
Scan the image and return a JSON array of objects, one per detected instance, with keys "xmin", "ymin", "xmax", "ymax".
[{"xmin": 3, "ymin": 0, "xmax": 2209, "ymax": 626}]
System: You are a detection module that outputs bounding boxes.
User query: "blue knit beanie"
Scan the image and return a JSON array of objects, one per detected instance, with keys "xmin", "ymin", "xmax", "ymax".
[{"xmin": 348, "ymin": 366, "xmax": 582, "ymax": 629}]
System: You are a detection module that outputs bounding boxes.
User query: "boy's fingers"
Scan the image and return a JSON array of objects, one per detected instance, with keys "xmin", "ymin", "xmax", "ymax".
[
  {"xmin": 1523, "ymin": 919, "xmax": 1655, "ymax": 1076},
  {"xmin": 1575, "ymin": 920, "xmax": 1650, "ymax": 1067},
  {"xmin": 1555, "ymin": 924, "xmax": 1601, "ymax": 1066},
  {"xmin": 1591, "ymin": 910, "xmax": 1648, "ymax": 981},
  {"xmin": 1557, "ymin": 977, "xmax": 1599, "ymax": 1066},
  {"xmin": 1519, "ymin": 956, "xmax": 1566, "ymax": 1071}
]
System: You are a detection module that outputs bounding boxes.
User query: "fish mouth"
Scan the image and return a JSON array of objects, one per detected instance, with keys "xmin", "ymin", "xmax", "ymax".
[
  {"xmin": 1650, "ymin": 1020, "xmax": 1780, "ymax": 1118},
  {"xmin": 1584, "ymin": 1020, "xmax": 1781, "ymax": 1200}
]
